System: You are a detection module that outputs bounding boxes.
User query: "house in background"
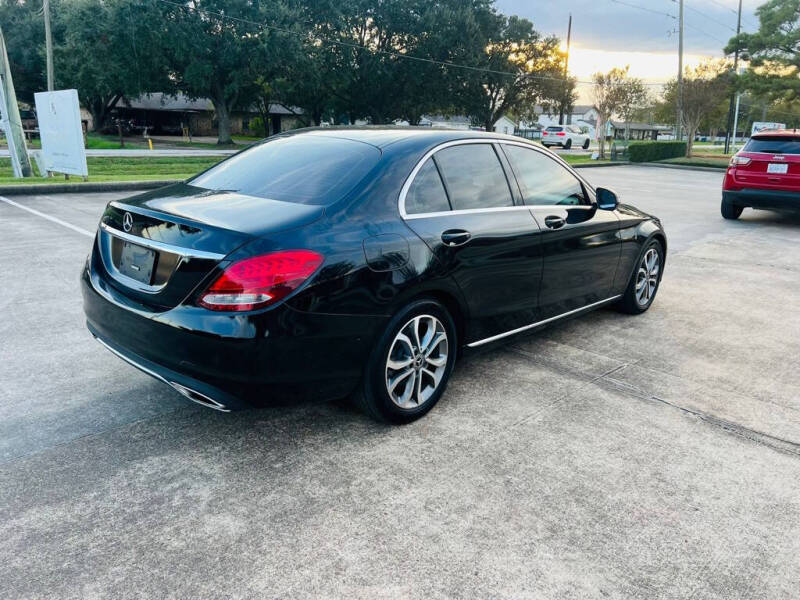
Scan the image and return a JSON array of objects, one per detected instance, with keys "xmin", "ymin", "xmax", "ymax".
[
  {"xmin": 109, "ymin": 93, "xmax": 301, "ymax": 137},
  {"xmin": 607, "ymin": 120, "xmax": 672, "ymax": 141},
  {"xmin": 492, "ymin": 115, "xmax": 517, "ymax": 135}
]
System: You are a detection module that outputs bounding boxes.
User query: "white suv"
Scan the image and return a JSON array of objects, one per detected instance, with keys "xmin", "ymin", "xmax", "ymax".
[{"xmin": 541, "ymin": 125, "xmax": 591, "ymax": 150}]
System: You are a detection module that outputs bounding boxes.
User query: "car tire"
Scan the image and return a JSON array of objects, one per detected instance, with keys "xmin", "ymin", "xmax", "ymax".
[
  {"xmin": 582, "ymin": 139, "xmax": 590, "ymax": 150},
  {"xmin": 616, "ymin": 239, "xmax": 664, "ymax": 315},
  {"xmin": 353, "ymin": 299, "xmax": 457, "ymax": 424},
  {"xmin": 564, "ymin": 139, "xmax": 572, "ymax": 150},
  {"xmin": 721, "ymin": 198, "xmax": 743, "ymax": 220}
]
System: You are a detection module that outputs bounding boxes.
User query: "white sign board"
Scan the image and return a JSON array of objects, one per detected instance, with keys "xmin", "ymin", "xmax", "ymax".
[
  {"xmin": 751, "ymin": 121, "xmax": 785, "ymax": 136},
  {"xmin": 34, "ymin": 89, "xmax": 88, "ymax": 177}
]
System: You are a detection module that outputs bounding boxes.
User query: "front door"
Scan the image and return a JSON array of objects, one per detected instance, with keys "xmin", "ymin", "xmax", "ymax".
[
  {"xmin": 401, "ymin": 142, "xmax": 544, "ymax": 342},
  {"xmin": 501, "ymin": 143, "xmax": 621, "ymax": 319}
]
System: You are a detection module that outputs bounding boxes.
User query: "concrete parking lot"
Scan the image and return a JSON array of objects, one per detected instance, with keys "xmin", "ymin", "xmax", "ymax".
[{"xmin": 2, "ymin": 165, "xmax": 799, "ymax": 599}]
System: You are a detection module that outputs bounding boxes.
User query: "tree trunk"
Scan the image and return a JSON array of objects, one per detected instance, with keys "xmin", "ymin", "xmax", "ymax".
[
  {"xmin": 89, "ymin": 105, "xmax": 105, "ymax": 132},
  {"xmin": 213, "ymin": 100, "xmax": 233, "ymax": 145},
  {"xmin": 685, "ymin": 128, "xmax": 697, "ymax": 157}
]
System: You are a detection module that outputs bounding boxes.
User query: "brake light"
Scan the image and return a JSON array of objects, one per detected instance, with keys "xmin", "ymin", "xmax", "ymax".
[
  {"xmin": 556, "ymin": 132, "xmax": 566, "ymax": 136},
  {"xmin": 198, "ymin": 250, "xmax": 323, "ymax": 311},
  {"xmin": 543, "ymin": 131, "xmax": 549, "ymax": 136},
  {"xmin": 730, "ymin": 155, "xmax": 751, "ymax": 166}
]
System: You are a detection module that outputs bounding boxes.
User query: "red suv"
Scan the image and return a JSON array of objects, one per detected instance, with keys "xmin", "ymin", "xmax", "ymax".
[{"xmin": 722, "ymin": 129, "xmax": 800, "ymax": 219}]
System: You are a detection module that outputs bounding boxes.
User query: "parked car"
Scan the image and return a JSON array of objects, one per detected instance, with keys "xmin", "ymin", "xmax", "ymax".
[
  {"xmin": 82, "ymin": 129, "xmax": 666, "ymax": 423},
  {"xmin": 722, "ymin": 129, "xmax": 800, "ymax": 219},
  {"xmin": 541, "ymin": 125, "xmax": 591, "ymax": 150}
]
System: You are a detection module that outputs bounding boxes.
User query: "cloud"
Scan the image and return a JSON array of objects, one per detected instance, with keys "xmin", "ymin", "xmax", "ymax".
[{"xmin": 495, "ymin": 0, "xmax": 760, "ymax": 56}]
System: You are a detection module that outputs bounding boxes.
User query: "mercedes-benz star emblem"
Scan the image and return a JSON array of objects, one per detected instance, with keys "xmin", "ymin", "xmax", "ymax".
[{"xmin": 122, "ymin": 212, "xmax": 133, "ymax": 232}]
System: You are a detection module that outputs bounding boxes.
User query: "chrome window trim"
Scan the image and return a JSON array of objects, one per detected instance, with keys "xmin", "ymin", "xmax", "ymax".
[
  {"xmin": 398, "ymin": 138, "xmax": 595, "ymax": 219},
  {"xmin": 99, "ymin": 222, "xmax": 227, "ymax": 261},
  {"xmin": 399, "ymin": 138, "xmax": 518, "ymax": 219},
  {"xmin": 466, "ymin": 295, "xmax": 622, "ymax": 348},
  {"xmin": 498, "ymin": 140, "xmax": 595, "ymax": 208}
]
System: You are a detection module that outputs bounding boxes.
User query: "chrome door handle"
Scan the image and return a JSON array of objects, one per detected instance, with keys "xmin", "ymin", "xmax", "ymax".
[
  {"xmin": 441, "ymin": 229, "xmax": 472, "ymax": 247},
  {"xmin": 544, "ymin": 215, "xmax": 565, "ymax": 229}
]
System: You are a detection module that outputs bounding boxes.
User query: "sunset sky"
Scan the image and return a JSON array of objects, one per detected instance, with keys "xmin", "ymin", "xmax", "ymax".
[{"xmin": 495, "ymin": 0, "xmax": 762, "ymax": 100}]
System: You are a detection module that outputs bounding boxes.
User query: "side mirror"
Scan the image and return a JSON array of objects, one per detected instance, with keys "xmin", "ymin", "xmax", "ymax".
[{"xmin": 596, "ymin": 187, "xmax": 619, "ymax": 211}]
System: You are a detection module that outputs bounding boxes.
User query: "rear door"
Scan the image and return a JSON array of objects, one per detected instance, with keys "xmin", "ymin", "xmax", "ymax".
[
  {"xmin": 401, "ymin": 141, "xmax": 544, "ymax": 342},
  {"xmin": 733, "ymin": 135, "xmax": 800, "ymax": 190},
  {"xmin": 501, "ymin": 143, "xmax": 621, "ymax": 319}
]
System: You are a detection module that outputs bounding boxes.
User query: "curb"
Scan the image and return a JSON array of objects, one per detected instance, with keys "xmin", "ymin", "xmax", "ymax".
[
  {"xmin": 0, "ymin": 180, "xmax": 181, "ymax": 195},
  {"xmin": 634, "ymin": 162, "xmax": 727, "ymax": 173},
  {"xmin": 573, "ymin": 162, "xmax": 628, "ymax": 169}
]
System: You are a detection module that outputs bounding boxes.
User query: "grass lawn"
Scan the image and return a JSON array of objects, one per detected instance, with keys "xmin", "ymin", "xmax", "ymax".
[
  {"xmin": 561, "ymin": 154, "xmax": 617, "ymax": 166},
  {"xmin": 0, "ymin": 156, "xmax": 223, "ymax": 185},
  {"xmin": 658, "ymin": 154, "xmax": 731, "ymax": 169}
]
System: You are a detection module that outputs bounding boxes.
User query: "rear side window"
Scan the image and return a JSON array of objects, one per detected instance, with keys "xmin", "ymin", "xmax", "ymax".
[
  {"xmin": 744, "ymin": 137, "xmax": 800, "ymax": 154},
  {"xmin": 405, "ymin": 159, "xmax": 450, "ymax": 214},
  {"xmin": 503, "ymin": 145, "xmax": 587, "ymax": 206},
  {"xmin": 434, "ymin": 144, "xmax": 513, "ymax": 211},
  {"xmin": 189, "ymin": 135, "xmax": 380, "ymax": 205}
]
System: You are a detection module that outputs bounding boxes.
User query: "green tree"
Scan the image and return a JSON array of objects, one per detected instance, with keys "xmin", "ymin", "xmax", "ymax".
[
  {"xmin": 726, "ymin": 0, "xmax": 800, "ymax": 101},
  {"xmin": 662, "ymin": 60, "xmax": 732, "ymax": 156},
  {"xmin": 162, "ymin": 0, "xmax": 291, "ymax": 144},
  {"xmin": 0, "ymin": 0, "xmax": 45, "ymax": 103},
  {"xmin": 53, "ymin": 0, "xmax": 172, "ymax": 132},
  {"xmin": 591, "ymin": 67, "xmax": 630, "ymax": 158},
  {"xmin": 617, "ymin": 77, "xmax": 648, "ymax": 140},
  {"xmin": 459, "ymin": 13, "xmax": 566, "ymax": 131}
]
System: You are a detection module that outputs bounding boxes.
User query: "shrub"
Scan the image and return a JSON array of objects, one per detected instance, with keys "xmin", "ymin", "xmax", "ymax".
[{"xmin": 628, "ymin": 141, "xmax": 687, "ymax": 162}]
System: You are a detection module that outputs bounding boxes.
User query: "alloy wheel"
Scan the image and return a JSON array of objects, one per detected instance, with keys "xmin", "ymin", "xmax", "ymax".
[
  {"xmin": 385, "ymin": 315, "xmax": 449, "ymax": 409},
  {"xmin": 635, "ymin": 248, "xmax": 660, "ymax": 306}
]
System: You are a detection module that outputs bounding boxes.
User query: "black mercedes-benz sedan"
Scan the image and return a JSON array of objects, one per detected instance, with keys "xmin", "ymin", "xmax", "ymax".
[{"xmin": 82, "ymin": 128, "xmax": 666, "ymax": 423}]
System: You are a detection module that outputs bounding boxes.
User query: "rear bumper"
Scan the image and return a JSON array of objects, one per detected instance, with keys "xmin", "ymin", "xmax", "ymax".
[
  {"xmin": 723, "ymin": 188, "xmax": 800, "ymax": 212},
  {"xmin": 82, "ymin": 263, "xmax": 386, "ymax": 410}
]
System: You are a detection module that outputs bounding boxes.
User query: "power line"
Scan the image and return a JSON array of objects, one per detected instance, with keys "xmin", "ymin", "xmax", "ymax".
[
  {"xmin": 609, "ymin": 0, "xmax": 675, "ymax": 19},
  {"xmin": 683, "ymin": 3, "xmax": 737, "ymax": 32},
  {"xmin": 155, "ymin": 0, "xmax": 671, "ymax": 87},
  {"xmin": 683, "ymin": 21, "xmax": 728, "ymax": 45}
]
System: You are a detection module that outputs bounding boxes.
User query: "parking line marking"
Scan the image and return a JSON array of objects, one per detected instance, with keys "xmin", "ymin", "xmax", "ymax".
[{"xmin": 0, "ymin": 195, "xmax": 94, "ymax": 238}]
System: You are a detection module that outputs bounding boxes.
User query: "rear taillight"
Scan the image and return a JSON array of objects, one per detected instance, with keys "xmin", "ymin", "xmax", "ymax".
[
  {"xmin": 543, "ymin": 131, "xmax": 549, "ymax": 136},
  {"xmin": 198, "ymin": 249, "xmax": 323, "ymax": 311},
  {"xmin": 730, "ymin": 155, "xmax": 751, "ymax": 166},
  {"xmin": 556, "ymin": 132, "xmax": 566, "ymax": 137}
]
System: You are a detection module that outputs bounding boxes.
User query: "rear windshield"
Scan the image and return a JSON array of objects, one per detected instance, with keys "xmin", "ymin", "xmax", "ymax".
[
  {"xmin": 744, "ymin": 137, "xmax": 800, "ymax": 155},
  {"xmin": 546, "ymin": 126, "xmax": 563, "ymax": 132},
  {"xmin": 189, "ymin": 135, "xmax": 381, "ymax": 205}
]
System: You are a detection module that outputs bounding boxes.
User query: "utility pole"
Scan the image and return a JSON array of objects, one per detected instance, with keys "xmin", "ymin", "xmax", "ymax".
[
  {"xmin": 558, "ymin": 14, "xmax": 572, "ymax": 126},
  {"xmin": 43, "ymin": 0, "xmax": 54, "ymax": 91},
  {"xmin": 676, "ymin": 0, "xmax": 684, "ymax": 141},
  {"xmin": 724, "ymin": 0, "xmax": 743, "ymax": 153},
  {"xmin": 0, "ymin": 27, "xmax": 33, "ymax": 177}
]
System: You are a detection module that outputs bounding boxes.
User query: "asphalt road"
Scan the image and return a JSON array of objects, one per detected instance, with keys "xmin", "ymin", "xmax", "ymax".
[{"xmin": 2, "ymin": 166, "xmax": 799, "ymax": 599}]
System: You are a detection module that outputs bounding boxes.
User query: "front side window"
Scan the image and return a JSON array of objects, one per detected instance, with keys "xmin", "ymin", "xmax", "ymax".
[
  {"xmin": 503, "ymin": 145, "xmax": 587, "ymax": 206},
  {"xmin": 405, "ymin": 158, "xmax": 450, "ymax": 215},
  {"xmin": 434, "ymin": 144, "xmax": 513, "ymax": 211}
]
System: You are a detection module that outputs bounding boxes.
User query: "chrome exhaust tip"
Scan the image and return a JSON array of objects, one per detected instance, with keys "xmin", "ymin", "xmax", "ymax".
[{"xmin": 168, "ymin": 382, "xmax": 230, "ymax": 412}]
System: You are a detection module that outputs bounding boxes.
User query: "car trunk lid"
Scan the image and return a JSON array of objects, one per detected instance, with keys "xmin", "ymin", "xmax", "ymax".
[
  {"xmin": 95, "ymin": 183, "xmax": 324, "ymax": 310},
  {"xmin": 732, "ymin": 135, "xmax": 800, "ymax": 191}
]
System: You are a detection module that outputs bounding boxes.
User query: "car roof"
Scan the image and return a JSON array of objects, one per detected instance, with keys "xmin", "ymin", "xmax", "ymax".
[
  {"xmin": 751, "ymin": 129, "xmax": 800, "ymax": 139},
  {"xmin": 279, "ymin": 126, "xmax": 530, "ymax": 150}
]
